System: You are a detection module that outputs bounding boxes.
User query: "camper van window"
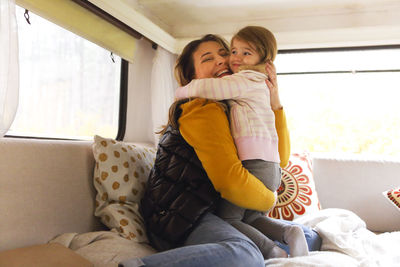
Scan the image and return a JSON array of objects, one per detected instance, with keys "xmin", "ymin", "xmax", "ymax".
[
  {"xmin": 276, "ymin": 46, "xmax": 400, "ymax": 157},
  {"xmin": 7, "ymin": 6, "xmax": 122, "ymax": 140}
]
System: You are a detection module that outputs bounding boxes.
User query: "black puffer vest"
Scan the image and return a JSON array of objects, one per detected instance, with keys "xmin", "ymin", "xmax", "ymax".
[{"xmin": 140, "ymin": 126, "xmax": 220, "ymax": 251}]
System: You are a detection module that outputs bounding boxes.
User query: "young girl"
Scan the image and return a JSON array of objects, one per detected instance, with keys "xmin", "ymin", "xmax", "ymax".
[{"xmin": 175, "ymin": 26, "xmax": 309, "ymax": 259}]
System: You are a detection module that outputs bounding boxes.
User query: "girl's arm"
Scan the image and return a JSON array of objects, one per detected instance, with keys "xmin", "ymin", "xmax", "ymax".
[
  {"xmin": 178, "ymin": 98, "xmax": 276, "ymax": 212},
  {"xmin": 175, "ymin": 71, "xmax": 266, "ymax": 101}
]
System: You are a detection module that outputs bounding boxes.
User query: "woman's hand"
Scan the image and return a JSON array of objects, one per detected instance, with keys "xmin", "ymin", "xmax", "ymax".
[{"xmin": 265, "ymin": 60, "xmax": 283, "ymax": 110}]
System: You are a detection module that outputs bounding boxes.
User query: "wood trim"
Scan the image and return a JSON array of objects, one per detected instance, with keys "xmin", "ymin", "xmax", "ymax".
[{"xmin": 71, "ymin": 0, "xmax": 142, "ymax": 40}]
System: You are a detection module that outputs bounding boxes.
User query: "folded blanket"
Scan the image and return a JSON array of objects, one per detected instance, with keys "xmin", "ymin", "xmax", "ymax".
[{"xmin": 49, "ymin": 230, "xmax": 156, "ymax": 267}]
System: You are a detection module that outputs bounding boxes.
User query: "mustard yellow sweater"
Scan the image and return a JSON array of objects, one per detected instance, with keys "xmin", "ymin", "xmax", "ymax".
[{"xmin": 178, "ymin": 99, "xmax": 290, "ymax": 212}]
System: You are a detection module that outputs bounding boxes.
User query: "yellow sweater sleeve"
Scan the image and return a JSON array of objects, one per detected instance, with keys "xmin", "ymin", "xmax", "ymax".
[
  {"xmin": 178, "ymin": 98, "xmax": 275, "ymax": 212},
  {"xmin": 274, "ymin": 108, "xmax": 290, "ymax": 168}
]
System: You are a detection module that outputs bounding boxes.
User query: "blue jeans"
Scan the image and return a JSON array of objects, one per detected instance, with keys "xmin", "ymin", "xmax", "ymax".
[
  {"xmin": 119, "ymin": 212, "xmax": 265, "ymax": 267},
  {"xmin": 119, "ymin": 213, "xmax": 322, "ymax": 267}
]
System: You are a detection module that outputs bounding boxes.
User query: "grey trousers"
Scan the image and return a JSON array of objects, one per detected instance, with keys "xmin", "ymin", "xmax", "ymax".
[{"xmin": 217, "ymin": 159, "xmax": 288, "ymax": 258}]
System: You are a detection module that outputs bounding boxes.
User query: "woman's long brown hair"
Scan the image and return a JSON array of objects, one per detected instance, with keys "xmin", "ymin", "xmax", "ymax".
[{"xmin": 158, "ymin": 34, "xmax": 230, "ymax": 135}]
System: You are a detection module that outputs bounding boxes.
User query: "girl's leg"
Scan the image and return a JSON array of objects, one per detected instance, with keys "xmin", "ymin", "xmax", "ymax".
[
  {"xmin": 245, "ymin": 212, "xmax": 309, "ymax": 257},
  {"xmin": 218, "ymin": 198, "xmax": 287, "ymax": 259},
  {"xmin": 119, "ymin": 212, "xmax": 265, "ymax": 267},
  {"xmin": 273, "ymin": 219, "xmax": 322, "ymax": 253},
  {"xmin": 229, "ymin": 219, "xmax": 288, "ymax": 259}
]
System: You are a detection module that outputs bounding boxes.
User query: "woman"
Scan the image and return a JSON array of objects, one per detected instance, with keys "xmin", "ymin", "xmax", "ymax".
[{"xmin": 120, "ymin": 34, "xmax": 321, "ymax": 267}]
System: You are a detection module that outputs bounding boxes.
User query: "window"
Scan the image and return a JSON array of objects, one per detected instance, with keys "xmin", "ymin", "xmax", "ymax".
[
  {"xmin": 275, "ymin": 47, "xmax": 400, "ymax": 157},
  {"xmin": 8, "ymin": 6, "xmax": 122, "ymax": 140}
]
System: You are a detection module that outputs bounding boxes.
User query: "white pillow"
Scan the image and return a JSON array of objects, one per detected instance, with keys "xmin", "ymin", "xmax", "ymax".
[{"xmin": 92, "ymin": 135, "xmax": 156, "ymax": 243}]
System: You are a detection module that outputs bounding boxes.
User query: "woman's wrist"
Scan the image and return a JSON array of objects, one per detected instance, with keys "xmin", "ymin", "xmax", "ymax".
[
  {"xmin": 271, "ymin": 97, "xmax": 283, "ymax": 110},
  {"xmin": 272, "ymin": 104, "xmax": 283, "ymax": 110}
]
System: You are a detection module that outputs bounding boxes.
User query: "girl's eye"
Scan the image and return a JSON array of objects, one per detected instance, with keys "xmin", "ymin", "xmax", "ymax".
[
  {"xmin": 244, "ymin": 52, "xmax": 251, "ymax": 56},
  {"xmin": 231, "ymin": 50, "xmax": 237, "ymax": 55}
]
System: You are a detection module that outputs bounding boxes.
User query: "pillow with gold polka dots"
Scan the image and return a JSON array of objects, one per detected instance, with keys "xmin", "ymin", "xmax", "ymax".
[
  {"xmin": 266, "ymin": 152, "xmax": 322, "ymax": 221},
  {"xmin": 382, "ymin": 186, "xmax": 400, "ymax": 212},
  {"xmin": 92, "ymin": 135, "xmax": 156, "ymax": 243}
]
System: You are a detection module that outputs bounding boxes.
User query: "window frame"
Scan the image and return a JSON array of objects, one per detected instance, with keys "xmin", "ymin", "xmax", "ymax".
[
  {"xmin": 277, "ymin": 44, "xmax": 400, "ymax": 75},
  {"xmin": 276, "ymin": 44, "xmax": 400, "ymax": 156},
  {"xmin": 5, "ymin": 58, "xmax": 128, "ymax": 141}
]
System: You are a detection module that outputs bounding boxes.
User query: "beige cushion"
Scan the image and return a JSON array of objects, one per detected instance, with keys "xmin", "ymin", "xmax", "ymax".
[
  {"xmin": 0, "ymin": 243, "xmax": 93, "ymax": 267},
  {"xmin": 312, "ymin": 154, "xmax": 400, "ymax": 232},
  {"xmin": 0, "ymin": 138, "xmax": 104, "ymax": 251},
  {"xmin": 92, "ymin": 135, "xmax": 156, "ymax": 243}
]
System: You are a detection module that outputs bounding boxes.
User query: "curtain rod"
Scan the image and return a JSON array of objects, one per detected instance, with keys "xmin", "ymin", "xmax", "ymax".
[
  {"xmin": 279, "ymin": 44, "xmax": 400, "ymax": 54},
  {"xmin": 71, "ymin": 0, "xmax": 158, "ymax": 49}
]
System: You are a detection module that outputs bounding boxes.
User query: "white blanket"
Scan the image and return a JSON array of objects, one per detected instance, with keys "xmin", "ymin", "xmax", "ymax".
[
  {"xmin": 265, "ymin": 208, "xmax": 400, "ymax": 267},
  {"xmin": 51, "ymin": 208, "xmax": 400, "ymax": 267}
]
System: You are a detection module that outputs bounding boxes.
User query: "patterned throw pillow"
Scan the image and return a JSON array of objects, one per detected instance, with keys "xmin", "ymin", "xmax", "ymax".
[
  {"xmin": 267, "ymin": 152, "xmax": 321, "ymax": 220},
  {"xmin": 382, "ymin": 187, "xmax": 400, "ymax": 211},
  {"xmin": 92, "ymin": 135, "xmax": 156, "ymax": 243}
]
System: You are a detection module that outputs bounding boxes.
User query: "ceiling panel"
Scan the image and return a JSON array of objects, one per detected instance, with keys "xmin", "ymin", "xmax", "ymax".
[{"xmin": 90, "ymin": 0, "xmax": 400, "ymax": 53}]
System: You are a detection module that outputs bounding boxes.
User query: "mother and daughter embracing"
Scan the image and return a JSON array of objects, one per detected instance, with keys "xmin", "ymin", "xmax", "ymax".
[{"xmin": 120, "ymin": 26, "xmax": 322, "ymax": 267}]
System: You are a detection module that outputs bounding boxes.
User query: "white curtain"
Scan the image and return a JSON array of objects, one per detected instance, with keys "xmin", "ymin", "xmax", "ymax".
[
  {"xmin": 150, "ymin": 46, "xmax": 176, "ymax": 144},
  {"xmin": 0, "ymin": 0, "xmax": 19, "ymax": 137}
]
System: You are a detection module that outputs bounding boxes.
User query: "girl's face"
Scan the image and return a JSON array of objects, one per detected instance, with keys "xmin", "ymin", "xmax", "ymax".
[
  {"xmin": 193, "ymin": 41, "xmax": 231, "ymax": 79},
  {"xmin": 229, "ymin": 38, "xmax": 261, "ymax": 73}
]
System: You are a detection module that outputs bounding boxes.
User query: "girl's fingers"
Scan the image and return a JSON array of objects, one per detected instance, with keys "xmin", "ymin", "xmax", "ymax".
[
  {"xmin": 266, "ymin": 63, "xmax": 277, "ymax": 80},
  {"xmin": 267, "ymin": 75, "xmax": 277, "ymax": 87},
  {"xmin": 265, "ymin": 61, "xmax": 279, "ymax": 92},
  {"xmin": 265, "ymin": 79, "xmax": 274, "ymax": 91}
]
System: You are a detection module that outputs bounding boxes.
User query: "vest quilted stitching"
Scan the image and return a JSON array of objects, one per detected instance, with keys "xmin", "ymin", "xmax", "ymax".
[{"xmin": 140, "ymin": 126, "xmax": 220, "ymax": 251}]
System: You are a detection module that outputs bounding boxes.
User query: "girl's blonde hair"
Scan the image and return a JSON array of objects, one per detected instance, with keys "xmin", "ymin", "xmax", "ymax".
[{"xmin": 231, "ymin": 26, "xmax": 277, "ymax": 63}]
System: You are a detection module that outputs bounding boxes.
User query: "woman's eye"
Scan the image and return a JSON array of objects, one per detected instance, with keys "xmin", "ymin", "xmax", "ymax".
[
  {"xmin": 244, "ymin": 52, "xmax": 251, "ymax": 56},
  {"xmin": 202, "ymin": 58, "xmax": 212, "ymax": 63}
]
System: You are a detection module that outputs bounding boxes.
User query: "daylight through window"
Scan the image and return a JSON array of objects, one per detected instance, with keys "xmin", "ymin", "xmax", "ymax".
[
  {"xmin": 9, "ymin": 6, "xmax": 121, "ymax": 139},
  {"xmin": 276, "ymin": 48, "xmax": 400, "ymax": 158}
]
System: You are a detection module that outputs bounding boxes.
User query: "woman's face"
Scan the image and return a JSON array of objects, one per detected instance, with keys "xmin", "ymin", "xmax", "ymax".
[{"xmin": 193, "ymin": 41, "xmax": 231, "ymax": 79}]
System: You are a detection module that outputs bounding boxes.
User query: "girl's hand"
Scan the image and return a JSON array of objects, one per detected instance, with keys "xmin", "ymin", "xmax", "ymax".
[{"xmin": 265, "ymin": 61, "xmax": 283, "ymax": 110}]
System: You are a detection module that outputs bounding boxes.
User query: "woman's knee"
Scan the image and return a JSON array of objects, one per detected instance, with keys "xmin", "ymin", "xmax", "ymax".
[
  {"xmin": 223, "ymin": 237, "xmax": 265, "ymax": 267},
  {"xmin": 186, "ymin": 213, "xmax": 264, "ymax": 266}
]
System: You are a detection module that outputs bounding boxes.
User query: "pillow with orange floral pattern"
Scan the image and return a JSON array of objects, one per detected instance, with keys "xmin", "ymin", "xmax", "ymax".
[
  {"xmin": 382, "ymin": 186, "xmax": 400, "ymax": 212},
  {"xmin": 266, "ymin": 152, "xmax": 321, "ymax": 220}
]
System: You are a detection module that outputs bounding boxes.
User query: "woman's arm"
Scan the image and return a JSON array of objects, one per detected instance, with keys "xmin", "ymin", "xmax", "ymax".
[
  {"xmin": 274, "ymin": 109, "xmax": 290, "ymax": 168},
  {"xmin": 178, "ymin": 98, "xmax": 276, "ymax": 212},
  {"xmin": 175, "ymin": 71, "xmax": 266, "ymax": 101},
  {"xmin": 265, "ymin": 60, "xmax": 282, "ymax": 110},
  {"xmin": 266, "ymin": 60, "xmax": 290, "ymax": 167}
]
